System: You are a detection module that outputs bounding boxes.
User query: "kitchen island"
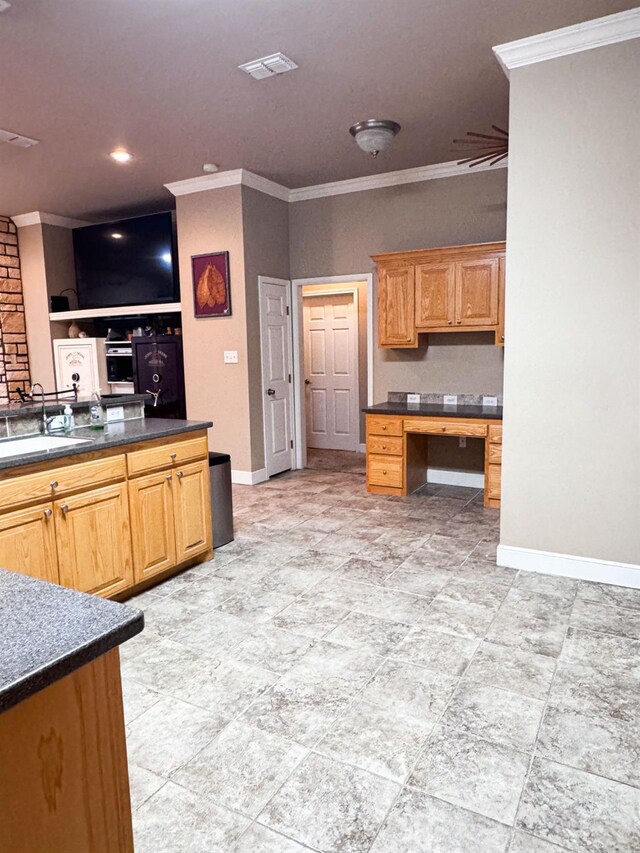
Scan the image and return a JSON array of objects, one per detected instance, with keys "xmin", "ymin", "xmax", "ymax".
[
  {"xmin": 0, "ymin": 416, "xmax": 214, "ymax": 598},
  {"xmin": 0, "ymin": 569, "xmax": 142, "ymax": 852}
]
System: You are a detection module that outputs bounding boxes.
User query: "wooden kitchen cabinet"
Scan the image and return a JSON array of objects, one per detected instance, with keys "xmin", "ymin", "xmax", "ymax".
[
  {"xmin": 128, "ymin": 471, "xmax": 176, "ymax": 581},
  {"xmin": 0, "ymin": 503, "xmax": 59, "ymax": 584},
  {"xmin": 373, "ymin": 242, "xmax": 506, "ymax": 347},
  {"xmin": 56, "ymin": 482, "xmax": 134, "ymax": 597},
  {"xmin": 173, "ymin": 459, "xmax": 212, "ymax": 564}
]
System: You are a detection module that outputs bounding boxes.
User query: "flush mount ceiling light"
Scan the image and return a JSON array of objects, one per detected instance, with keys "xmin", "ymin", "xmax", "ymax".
[
  {"xmin": 202, "ymin": 163, "xmax": 219, "ymax": 173},
  {"xmin": 239, "ymin": 52, "xmax": 298, "ymax": 80},
  {"xmin": 109, "ymin": 149, "xmax": 133, "ymax": 164},
  {"xmin": 110, "ymin": 232, "xmax": 123, "ymax": 239},
  {"xmin": 349, "ymin": 119, "xmax": 401, "ymax": 158}
]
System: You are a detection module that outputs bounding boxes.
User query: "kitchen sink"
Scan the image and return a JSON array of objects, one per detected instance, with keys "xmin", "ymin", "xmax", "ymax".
[{"xmin": 0, "ymin": 434, "xmax": 93, "ymax": 459}]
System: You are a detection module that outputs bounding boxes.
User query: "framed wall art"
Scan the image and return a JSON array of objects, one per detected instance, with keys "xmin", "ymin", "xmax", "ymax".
[{"xmin": 191, "ymin": 251, "xmax": 231, "ymax": 317}]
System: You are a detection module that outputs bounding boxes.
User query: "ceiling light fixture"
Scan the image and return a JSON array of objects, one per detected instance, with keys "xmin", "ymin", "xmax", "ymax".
[
  {"xmin": 239, "ymin": 53, "xmax": 298, "ymax": 80},
  {"xmin": 111, "ymin": 232, "xmax": 123, "ymax": 239},
  {"xmin": 109, "ymin": 149, "xmax": 133, "ymax": 164},
  {"xmin": 349, "ymin": 119, "xmax": 401, "ymax": 158},
  {"xmin": 203, "ymin": 163, "xmax": 219, "ymax": 173}
]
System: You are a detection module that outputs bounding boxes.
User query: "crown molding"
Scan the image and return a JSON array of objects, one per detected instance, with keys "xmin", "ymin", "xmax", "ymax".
[
  {"xmin": 164, "ymin": 168, "xmax": 289, "ymax": 201},
  {"xmin": 11, "ymin": 211, "xmax": 89, "ymax": 229},
  {"xmin": 288, "ymin": 158, "xmax": 506, "ymax": 202},
  {"xmin": 493, "ymin": 7, "xmax": 640, "ymax": 77}
]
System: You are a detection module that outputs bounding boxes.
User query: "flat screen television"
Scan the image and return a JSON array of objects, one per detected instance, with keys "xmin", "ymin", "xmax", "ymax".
[{"xmin": 73, "ymin": 212, "xmax": 178, "ymax": 309}]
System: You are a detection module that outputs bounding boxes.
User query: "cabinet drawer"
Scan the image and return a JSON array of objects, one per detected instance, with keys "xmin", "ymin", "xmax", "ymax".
[
  {"xmin": 486, "ymin": 463, "xmax": 502, "ymax": 499},
  {"xmin": 0, "ymin": 455, "xmax": 126, "ymax": 508},
  {"xmin": 488, "ymin": 443, "xmax": 502, "ymax": 464},
  {"xmin": 366, "ymin": 416, "xmax": 403, "ymax": 437},
  {"xmin": 127, "ymin": 435, "xmax": 208, "ymax": 476},
  {"xmin": 367, "ymin": 454, "xmax": 403, "ymax": 488},
  {"xmin": 488, "ymin": 425, "xmax": 503, "ymax": 444},
  {"xmin": 367, "ymin": 435, "xmax": 403, "ymax": 456},
  {"xmin": 405, "ymin": 418, "xmax": 487, "ymax": 438}
]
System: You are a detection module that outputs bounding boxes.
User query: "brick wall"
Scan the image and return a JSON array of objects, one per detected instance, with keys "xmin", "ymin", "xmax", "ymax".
[{"xmin": 0, "ymin": 215, "xmax": 30, "ymax": 403}]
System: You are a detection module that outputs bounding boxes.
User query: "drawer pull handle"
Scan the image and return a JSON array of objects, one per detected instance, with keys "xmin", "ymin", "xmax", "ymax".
[
  {"xmin": 381, "ymin": 425, "xmax": 387, "ymax": 431},
  {"xmin": 382, "ymin": 469, "xmax": 387, "ymax": 475},
  {"xmin": 456, "ymin": 320, "xmax": 462, "ymax": 324},
  {"xmin": 441, "ymin": 427, "xmax": 446, "ymax": 432},
  {"xmin": 170, "ymin": 453, "xmax": 177, "ymax": 460},
  {"xmin": 176, "ymin": 471, "xmax": 184, "ymax": 480},
  {"xmin": 43, "ymin": 508, "xmax": 52, "ymax": 518},
  {"xmin": 382, "ymin": 444, "xmax": 387, "ymax": 450},
  {"xmin": 50, "ymin": 480, "xmax": 59, "ymax": 490},
  {"xmin": 60, "ymin": 504, "xmax": 69, "ymax": 515},
  {"xmin": 448, "ymin": 320, "xmax": 453, "ymax": 325}
]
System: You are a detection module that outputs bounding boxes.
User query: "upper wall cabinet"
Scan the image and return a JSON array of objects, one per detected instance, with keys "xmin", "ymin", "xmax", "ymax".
[{"xmin": 373, "ymin": 242, "xmax": 506, "ymax": 347}]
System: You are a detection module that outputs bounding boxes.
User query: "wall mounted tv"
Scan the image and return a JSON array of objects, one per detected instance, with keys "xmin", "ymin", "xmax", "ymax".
[{"xmin": 73, "ymin": 212, "xmax": 178, "ymax": 310}]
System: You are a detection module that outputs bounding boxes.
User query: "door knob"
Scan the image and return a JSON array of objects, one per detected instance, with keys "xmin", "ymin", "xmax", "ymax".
[
  {"xmin": 266, "ymin": 388, "xmax": 276, "ymax": 396},
  {"xmin": 304, "ymin": 379, "xmax": 311, "ymax": 385}
]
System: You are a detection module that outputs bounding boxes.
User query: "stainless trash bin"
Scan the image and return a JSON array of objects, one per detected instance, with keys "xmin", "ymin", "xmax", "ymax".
[{"xmin": 208, "ymin": 452, "xmax": 234, "ymax": 548}]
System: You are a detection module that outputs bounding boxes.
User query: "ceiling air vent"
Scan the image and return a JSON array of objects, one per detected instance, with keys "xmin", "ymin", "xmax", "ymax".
[
  {"xmin": 238, "ymin": 53, "xmax": 298, "ymax": 80},
  {"xmin": 0, "ymin": 128, "xmax": 39, "ymax": 148}
]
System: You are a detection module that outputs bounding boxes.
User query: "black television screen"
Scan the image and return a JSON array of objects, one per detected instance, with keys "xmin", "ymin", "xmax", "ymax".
[{"xmin": 73, "ymin": 212, "xmax": 178, "ymax": 309}]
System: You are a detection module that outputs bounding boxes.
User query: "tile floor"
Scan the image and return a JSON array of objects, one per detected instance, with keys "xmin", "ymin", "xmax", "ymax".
[
  {"xmin": 122, "ymin": 468, "xmax": 640, "ymax": 852},
  {"xmin": 305, "ymin": 447, "xmax": 366, "ymax": 474}
]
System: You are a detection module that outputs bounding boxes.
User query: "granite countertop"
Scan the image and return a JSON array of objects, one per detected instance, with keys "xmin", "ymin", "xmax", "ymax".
[
  {"xmin": 362, "ymin": 401, "xmax": 503, "ymax": 420},
  {"xmin": 0, "ymin": 569, "xmax": 143, "ymax": 713},
  {"xmin": 0, "ymin": 393, "xmax": 149, "ymax": 419},
  {"xmin": 0, "ymin": 417, "xmax": 213, "ymax": 471}
]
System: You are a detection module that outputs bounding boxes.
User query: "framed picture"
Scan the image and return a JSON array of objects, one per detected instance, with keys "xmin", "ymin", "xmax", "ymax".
[{"xmin": 191, "ymin": 251, "xmax": 231, "ymax": 317}]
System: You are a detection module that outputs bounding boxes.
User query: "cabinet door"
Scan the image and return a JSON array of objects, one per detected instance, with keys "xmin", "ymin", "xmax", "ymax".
[
  {"xmin": 129, "ymin": 471, "xmax": 176, "ymax": 582},
  {"xmin": 377, "ymin": 266, "xmax": 417, "ymax": 347},
  {"xmin": 173, "ymin": 459, "xmax": 212, "ymax": 564},
  {"xmin": 56, "ymin": 482, "xmax": 134, "ymax": 597},
  {"xmin": 455, "ymin": 258, "xmax": 499, "ymax": 326},
  {"xmin": 0, "ymin": 504, "xmax": 58, "ymax": 584},
  {"xmin": 415, "ymin": 263, "xmax": 456, "ymax": 328}
]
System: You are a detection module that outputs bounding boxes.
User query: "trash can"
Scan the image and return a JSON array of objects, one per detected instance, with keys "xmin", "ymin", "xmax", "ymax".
[{"xmin": 208, "ymin": 452, "xmax": 234, "ymax": 548}]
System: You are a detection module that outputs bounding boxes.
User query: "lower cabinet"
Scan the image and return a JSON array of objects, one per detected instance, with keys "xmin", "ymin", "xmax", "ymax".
[
  {"xmin": 129, "ymin": 471, "xmax": 177, "ymax": 581},
  {"xmin": 173, "ymin": 460, "xmax": 212, "ymax": 565},
  {"xmin": 56, "ymin": 482, "xmax": 134, "ymax": 597},
  {"xmin": 0, "ymin": 503, "xmax": 58, "ymax": 584}
]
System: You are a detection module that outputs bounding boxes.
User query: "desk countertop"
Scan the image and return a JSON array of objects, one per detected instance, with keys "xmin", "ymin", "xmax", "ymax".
[{"xmin": 362, "ymin": 401, "xmax": 503, "ymax": 420}]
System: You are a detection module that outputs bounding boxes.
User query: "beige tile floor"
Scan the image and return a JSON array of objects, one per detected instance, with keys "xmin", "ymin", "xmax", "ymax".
[{"xmin": 122, "ymin": 468, "xmax": 640, "ymax": 852}]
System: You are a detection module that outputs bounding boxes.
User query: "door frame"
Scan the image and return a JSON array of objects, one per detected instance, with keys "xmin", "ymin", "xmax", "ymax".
[
  {"xmin": 258, "ymin": 276, "xmax": 295, "ymax": 477},
  {"xmin": 291, "ymin": 274, "xmax": 374, "ymax": 470}
]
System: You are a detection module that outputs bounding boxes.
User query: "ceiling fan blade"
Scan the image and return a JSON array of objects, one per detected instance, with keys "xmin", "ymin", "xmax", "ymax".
[
  {"xmin": 465, "ymin": 131, "xmax": 508, "ymax": 142},
  {"xmin": 491, "ymin": 125, "xmax": 509, "ymax": 137},
  {"xmin": 461, "ymin": 149, "xmax": 508, "ymax": 167}
]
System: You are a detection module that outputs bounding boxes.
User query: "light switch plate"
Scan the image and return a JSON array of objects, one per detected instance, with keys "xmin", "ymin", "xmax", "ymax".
[
  {"xmin": 443, "ymin": 395, "xmax": 458, "ymax": 406},
  {"xmin": 224, "ymin": 351, "xmax": 239, "ymax": 364},
  {"xmin": 483, "ymin": 396, "xmax": 498, "ymax": 407},
  {"xmin": 106, "ymin": 405, "xmax": 124, "ymax": 422},
  {"xmin": 406, "ymin": 393, "xmax": 421, "ymax": 405}
]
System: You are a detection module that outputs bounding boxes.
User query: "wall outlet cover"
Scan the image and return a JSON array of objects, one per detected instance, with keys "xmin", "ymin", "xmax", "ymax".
[
  {"xmin": 106, "ymin": 405, "xmax": 125, "ymax": 422},
  {"xmin": 406, "ymin": 393, "xmax": 421, "ymax": 405},
  {"xmin": 483, "ymin": 396, "xmax": 498, "ymax": 407},
  {"xmin": 443, "ymin": 395, "xmax": 458, "ymax": 406},
  {"xmin": 224, "ymin": 351, "xmax": 239, "ymax": 364},
  {"xmin": 459, "ymin": 437, "xmax": 467, "ymax": 448}
]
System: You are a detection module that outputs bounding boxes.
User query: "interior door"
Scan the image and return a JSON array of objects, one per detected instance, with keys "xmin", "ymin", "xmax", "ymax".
[
  {"xmin": 455, "ymin": 258, "xmax": 499, "ymax": 326},
  {"xmin": 0, "ymin": 503, "xmax": 59, "ymax": 584},
  {"xmin": 260, "ymin": 280, "xmax": 293, "ymax": 477},
  {"xmin": 303, "ymin": 292, "xmax": 359, "ymax": 452}
]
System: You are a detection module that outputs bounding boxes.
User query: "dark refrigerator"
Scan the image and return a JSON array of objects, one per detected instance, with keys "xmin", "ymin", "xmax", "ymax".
[{"xmin": 132, "ymin": 335, "xmax": 186, "ymax": 419}]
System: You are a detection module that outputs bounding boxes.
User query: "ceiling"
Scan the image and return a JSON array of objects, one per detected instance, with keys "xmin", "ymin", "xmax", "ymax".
[{"xmin": 0, "ymin": 0, "xmax": 634, "ymax": 220}]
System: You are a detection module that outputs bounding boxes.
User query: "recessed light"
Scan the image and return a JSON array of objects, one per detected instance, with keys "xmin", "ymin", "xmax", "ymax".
[
  {"xmin": 203, "ymin": 163, "xmax": 219, "ymax": 173},
  {"xmin": 111, "ymin": 232, "xmax": 123, "ymax": 239},
  {"xmin": 109, "ymin": 149, "xmax": 133, "ymax": 164}
]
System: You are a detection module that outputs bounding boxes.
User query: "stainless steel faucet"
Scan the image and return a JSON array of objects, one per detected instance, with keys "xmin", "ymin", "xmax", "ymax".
[{"xmin": 31, "ymin": 383, "xmax": 56, "ymax": 435}]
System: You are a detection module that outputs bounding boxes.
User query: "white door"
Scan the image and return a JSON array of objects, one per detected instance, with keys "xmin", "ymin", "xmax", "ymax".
[
  {"xmin": 259, "ymin": 280, "xmax": 293, "ymax": 477},
  {"xmin": 303, "ymin": 292, "xmax": 359, "ymax": 451}
]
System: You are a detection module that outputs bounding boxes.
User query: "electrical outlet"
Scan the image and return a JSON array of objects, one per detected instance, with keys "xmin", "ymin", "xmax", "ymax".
[
  {"xmin": 224, "ymin": 351, "xmax": 239, "ymax": 364},
  {"xmin": 443, "ymin": 395, "xmax": 458, "ymax": 406},
  {"xmin": 106, "ymin": 405, "xmax": 124, "ymax": 422},
  {"xmin": 483, "ymin": 395, "xmax": 498, "ymax": 407},
  {"xmin": 406, "ymin": 393, "xmax": 420, "ymax": 405},
  {"xmin": 459, "ymin": 437, "xmax": 467, "ymax": 448}
]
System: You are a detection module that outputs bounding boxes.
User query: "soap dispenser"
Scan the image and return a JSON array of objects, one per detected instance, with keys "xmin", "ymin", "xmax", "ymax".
[{"xmin": 89, "ymin": 391, "xmax": 105, "ymax": 430}]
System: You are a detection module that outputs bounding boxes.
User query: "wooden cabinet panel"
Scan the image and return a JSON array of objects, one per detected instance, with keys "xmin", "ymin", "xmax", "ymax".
[
  {"xmin": 497, "ymin": 256, "xmax": 506, "ymax": 346},
  {"xmin": 127, "ymin": 435, "xmax": 208, "ymax": 477},
  {"xmin": 367, "ymin": 435, "xmax": 403, "ymax": 456},
  {"xmin": 488, "ymin": 425, "xmax": 503, "ymax": 444},
  {"xmin": 0, "ymin": 503, "xmax": 58, "ymax": 584},
  {"xmin": 56, "ymin": 483, "xmax": 133, "ymax": 597},
  {"xmin": 486, "ymin": 464, "xmax": 502, "ymax": 500},
  {"xmin": 173, "ymin": 460, "xmax": 211, "ymax": 564},
  {"xmin": 129, "ymin": 471, "xmax": 176, "ymax": 582},
  {"xmin": 455, "ymin": 259, "xmax": 499, "ymax": 326},
  {"xmin": 377, "ymin": 266, "xmax": 417, "ymax": 347},
  {"xmin": 415, "ymin": 263, "xmax": 456, "ymax": 328},
  {"xmin": 488, "ymin": 443, "xmax": 502, "ymax": 464},
  {"xmin": 366, "ymin": 415, "xmax": 403, "ymax": 436},
  {"xmin": 367, "ymin": 454, "xmax": 403, "ymax": 488},
  {"xmin": 405, "ymin": 419, "xmax": 488, "ymax": 438}
]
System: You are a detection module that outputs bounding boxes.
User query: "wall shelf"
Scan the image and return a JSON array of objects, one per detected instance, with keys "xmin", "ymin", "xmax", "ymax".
[{"xmin": 49, "ymin": 302, "xmax": 182, "ymax": 321}]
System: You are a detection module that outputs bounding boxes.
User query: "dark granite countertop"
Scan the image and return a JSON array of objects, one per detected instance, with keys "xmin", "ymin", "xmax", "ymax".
[
  {"xmin": 0, "ymin": 569, "xmax": 143, "ymax": 713},
  {"xmin": 0, "ymin": 393, "xmax": 149, "ymax": 419},
  {"xmin": 362, "ymin": 401, "xmax": 503, "ymax": 420},
  {"xmin": 0, "ymin": 417, "xmax": 213, "ymax": 471}
]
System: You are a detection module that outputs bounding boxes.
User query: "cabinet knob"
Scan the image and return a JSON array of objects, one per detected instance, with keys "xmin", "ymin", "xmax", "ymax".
[
  {"xmin": 60, "ymin": 504, "xmax": 69, "ymax": 515},
  {"xmin": 50, "ymin": 480, "xmax": 58, "ymax": 490},
  {"xmin": 382, "ymin": 444, "xmax": 387, "ymax": 450},
  {"xmin": 381, "ymin": 425, "xmax": 387, "ymax": 431},
  {"xmin": 176, "ymin": 471, "xmax": 184, "ymax": 480},
  {"xmin": 166, "ymin": 474, "xmax": 172, "ymax": 481},
  {"xmin": 382, "ymin": 470, "xmax": 387, "ymax": 475},
  {"xmin": 170, "ymin": 453, "xmax": 177, "ymax": 460},
  {"xmin": 441, "ymin": 427, "xmax": 446, "ymax": 432},
  {"xmin": 456, "ymin": 320, "xmax": 462, "ymax": 324},
  {"xmin": 43, "ymin": 508, "xmax": 52, "ymax": 518},
  {"xmin": 448, "ymin": 320, "xmax": 452, "ymax": 325}
]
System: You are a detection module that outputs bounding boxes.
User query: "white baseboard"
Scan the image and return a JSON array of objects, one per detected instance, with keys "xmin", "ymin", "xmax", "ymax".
[
  {"xmin": 497, "ymin": 544, "xmax": 640, "ymax": 589},
  {"xmin": 427, "ymin": 468, "xmax": 485, "ymax": 488},
  {"xmin": 358, "ymin": 443, "xmax": 366, "ymax": 454},
  {"xmin": 231, "ymin": 468, "xmax": 268, "ymax": 485}
]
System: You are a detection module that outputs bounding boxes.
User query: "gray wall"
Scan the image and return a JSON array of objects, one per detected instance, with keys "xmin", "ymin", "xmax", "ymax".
[{"xmin": 501, "ymin": 42, "xmax": 640, "ymax": 566}]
